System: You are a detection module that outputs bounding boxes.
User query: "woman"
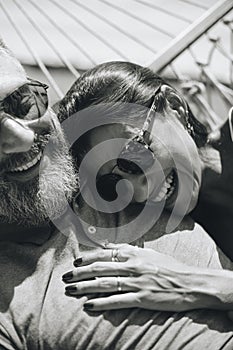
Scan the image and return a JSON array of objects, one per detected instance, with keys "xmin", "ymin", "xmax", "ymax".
[{"xmin": 57, "ymin": 62, "xmax": 233, "ymax": 313}]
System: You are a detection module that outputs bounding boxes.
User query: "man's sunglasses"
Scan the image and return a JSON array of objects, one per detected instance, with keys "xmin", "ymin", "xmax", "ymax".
[{"xmin": 0, "ymin": 78, "xmax": 49, "ymax": 120}]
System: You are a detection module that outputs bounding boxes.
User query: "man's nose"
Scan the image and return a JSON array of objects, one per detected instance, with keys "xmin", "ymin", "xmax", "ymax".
[{"xmin": 0, "ymin": 115, "xmax": 35, "ymax": 154}]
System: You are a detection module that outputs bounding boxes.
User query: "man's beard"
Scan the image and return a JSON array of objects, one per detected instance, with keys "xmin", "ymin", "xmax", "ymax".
[{"xmin": 0, "ymin": 127, "xmax": 78, "ymax": 227}]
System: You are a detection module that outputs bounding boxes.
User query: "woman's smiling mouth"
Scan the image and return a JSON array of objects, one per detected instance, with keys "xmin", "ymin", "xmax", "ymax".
[{"xmin": 151, "ymin": 170, "xmax": 177, "ymax": 203}]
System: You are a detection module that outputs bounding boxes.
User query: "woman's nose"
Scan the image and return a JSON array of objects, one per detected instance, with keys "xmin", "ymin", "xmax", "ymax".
[{"xmin": 0, "ymin": 115, "xmax": 35, "ymax": 154}]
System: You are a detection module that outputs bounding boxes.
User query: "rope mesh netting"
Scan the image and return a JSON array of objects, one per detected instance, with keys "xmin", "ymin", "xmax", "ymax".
[{"xmin": 0, "ymin": 0, "xmax": 232, "ymax": 131}]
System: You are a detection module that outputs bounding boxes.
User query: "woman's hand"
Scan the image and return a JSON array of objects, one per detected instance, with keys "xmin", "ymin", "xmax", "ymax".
[{"xmin": 62, "ymin": 244, "xmax": 231, "ymax": 312}]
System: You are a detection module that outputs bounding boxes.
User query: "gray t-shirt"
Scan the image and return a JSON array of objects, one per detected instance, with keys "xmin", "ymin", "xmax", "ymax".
[{"xmin": 0, "ymin": 214, "xmax": 232, "ymax": 350}]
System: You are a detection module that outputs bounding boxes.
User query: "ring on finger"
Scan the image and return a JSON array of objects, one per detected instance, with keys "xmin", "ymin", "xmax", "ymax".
[
  {"xmin": 34, "ymin": 132, "xmax": 38, "ymax": 142},
  {"xmin": 116, "ymin": 276, "xmax": 122, "ymax": 292},
  {"xmin": 111, "ymin": 248, "xmax": 120, "ymax": 262}
]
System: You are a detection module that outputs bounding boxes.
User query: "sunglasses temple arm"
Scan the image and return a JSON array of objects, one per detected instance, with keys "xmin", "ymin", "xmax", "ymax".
[{"xmin": 140, "ymin": 85, "xmax": 162, "ymax": 137}]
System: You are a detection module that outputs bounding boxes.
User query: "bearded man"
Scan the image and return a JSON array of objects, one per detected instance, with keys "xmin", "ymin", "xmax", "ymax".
[{"xmin": 1, "ymin": 41, "xmax": 233, "ymax": 350}]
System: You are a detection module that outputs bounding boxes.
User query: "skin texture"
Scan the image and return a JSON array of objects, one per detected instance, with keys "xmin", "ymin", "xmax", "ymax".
[
  {"xmin": 59, "ymin": 63, "xmax": 233, "ymax": 314},
  {"xmin": 63, "ymin": 104, "xmax": 233, "ymax": 313},
  {"xmin": 1, "ymin": 51, "xmax": 232, "ymax": 317},
  {"xmin": 0, "ymin": 52, "xmax": 30, "ymax": 155},
  {"xmin": 0, "ymin": 47, "xmax": 77, "ymax": 226},
  {"xmin": 63, "ymin": 243, "xmax": 233, "ymax": 312},
  {"xmin": 84, "ymin": 93, "xmax": 202, "ymax": 215}
]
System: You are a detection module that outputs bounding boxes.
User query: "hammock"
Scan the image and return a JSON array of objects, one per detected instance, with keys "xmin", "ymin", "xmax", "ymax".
[{"xmin": 0, "ymin": 0, "xmax": 232, "ymax": 133}]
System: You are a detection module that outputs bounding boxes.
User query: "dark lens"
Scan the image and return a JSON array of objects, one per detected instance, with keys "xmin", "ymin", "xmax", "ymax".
[
  {"xmin": 3, "ymin": 85, "xmax": 32, "ymax": 118},
  {"xmin": 30, "ymin": 83, "xmax": 48, "ymax": 112},
  {"xmin": 26, "ymin": 82, "xmax": 48, "ymax": 119},
  {"xmin": 117, "ymin": 138, "xmax": 154, "ymax": 175},
  {"xmin": 3, "ymin": 82, "xmax": 48, "ymax": 119},
  {"xmin": 96, "ymin": 174, "xmax": 123, "ymax": 201},
  {"xmin": 117, "ymin": 158, "xmax": 143, "ymax": 175}
]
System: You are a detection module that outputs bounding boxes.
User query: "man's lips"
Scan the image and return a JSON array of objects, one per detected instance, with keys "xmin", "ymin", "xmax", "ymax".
[
  {"xmin": 4, "ymin": 150, "xmax": 44, "ymax": 183},
  {"xmin": 2, "ymin": 132, "xmax": 51, "ymax": 180},
  {"xmin": 8, "ymin": 151, "xmax": 42, "ymax": 173}
]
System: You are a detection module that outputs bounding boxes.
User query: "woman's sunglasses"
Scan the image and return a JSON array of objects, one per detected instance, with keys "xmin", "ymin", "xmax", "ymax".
[
  {"xmin": 96, "ymin": 85, "xmax": 162, "ymax": 201},
  {"xmin": 0, "ymin": 78, "xmax": 49, "ymax": 120},
  {"xmin": 116, "ymin": 85, "xmax": 162, "ymax": 175},
  {"xmin": 116, "ymin": 84, "xmax": 194, "ymax": 175},
  {"xmin": 96, "ymin": 84, "xmax": 192, "ymax": 200}
]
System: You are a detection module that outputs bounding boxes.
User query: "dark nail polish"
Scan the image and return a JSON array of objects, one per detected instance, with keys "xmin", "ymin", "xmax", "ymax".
[
  {"xmin": 62, "ymin": 271, "xmax": 73, "ymax": 282},
  {"xmin": 65, "ymin": 285, "xmax": 77, "ymax": 293},
  {"xmin": 74, "ymin": 258, "xmax": 83, "ymax": 267},
  {"xmin": 84, "ymin": 303, "xmax": 93, "ymax": 310}
]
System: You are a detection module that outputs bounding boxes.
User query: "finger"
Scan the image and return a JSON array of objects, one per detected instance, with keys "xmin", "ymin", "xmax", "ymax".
[
  {"xmin": 104, "ymin": 243, "xmax": 129, "ymax": 250},
  {"xmin": 65, "ymin": 276, "xmax": 138, "ymax": 295},
  {"xmin": 74, "ymin": 244, "xmax": 127, "ymax": 267},
  {"xmin": 73, "ymin": 251, "xmax": 110, "ymax": 267},
  {"xmin": 104, "ymin": 243, "xmax": 139, "ymax": 254},
  {"xmin": 83, "ymin": 292, "xmax": 140, "ymax": 311},
  {"xmin": 63, "ymin": 261, "xmax": 130, "ymax": 283}
]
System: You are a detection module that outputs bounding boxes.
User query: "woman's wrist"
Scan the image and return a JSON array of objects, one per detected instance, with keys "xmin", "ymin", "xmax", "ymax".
[{"xmin": 181, "ymin": 267, "xmax": 233, "ymax": 310}]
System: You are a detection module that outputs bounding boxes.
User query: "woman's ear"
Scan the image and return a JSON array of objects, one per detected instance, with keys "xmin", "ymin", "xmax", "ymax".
[
  {"xmin": 165, "ymin": 99, "xmax": 187, "ymax": 128},
  {"xmin": 178, "ymin": 105, "xmax": 186, "ymax": 118},
  {"xmin": 162, "ymin": 85, "xmax": 188, "ymax": 126},
  {"xmin": 178, "ymin": 105, "xmax": 188, "ymax": 125}
]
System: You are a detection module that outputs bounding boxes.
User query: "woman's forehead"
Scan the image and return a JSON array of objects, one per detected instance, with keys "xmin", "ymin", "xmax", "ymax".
[
  {"xmin": 90, "ymin": 123, "xmax": 139, "ymax": 142},
  {"xmin": 89, "ymin": 86, "xmax": 187, "ymax": 143}
]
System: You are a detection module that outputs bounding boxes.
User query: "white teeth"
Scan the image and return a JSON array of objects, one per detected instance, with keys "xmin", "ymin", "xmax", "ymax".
[
  {"xmin": 166, "ymin": 185, "xmax": 175, "ymax": 199},
  {"xmin": 166, "ymin": 177, "xmax": 173, "ymax": 184},
  {"xmin": 153, "ymin": 172, "xmax": 175, "ymax": 201},
  {"xmin": 10, "ymin": 152, "xmax": 42, "ymax": 172},
  {"xmin": 155, "ymin": 187, "xmax": 167, "ymax": 201}
]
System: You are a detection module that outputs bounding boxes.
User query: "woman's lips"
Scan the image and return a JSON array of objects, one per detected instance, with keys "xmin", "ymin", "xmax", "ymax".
[{"xmin": 150, "ymin": 170, "xmax": 177, "ymax": 203}]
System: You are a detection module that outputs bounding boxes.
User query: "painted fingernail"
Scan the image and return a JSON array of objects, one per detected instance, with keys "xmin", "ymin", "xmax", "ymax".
[
  {"xmin": 62, "ymin": 271, "xmax": 73, "ymax": 282},
  {"xmin": 65, "ymin": 285, "xmax": 77, "ymax": 293},
  {"xmin": 74, "ymin": 258, "xmax": 83, "ymax": 267},
  {"xmin": 84, "ymin": 303, "xmax": 93, "ymax": 310}
]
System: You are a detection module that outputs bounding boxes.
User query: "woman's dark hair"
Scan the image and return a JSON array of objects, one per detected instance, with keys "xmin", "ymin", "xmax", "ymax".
[
  {"xmin": 56, "ymin": 61, "xmax": 208, "ymax": 162},
  {"xmin": 57, "ymin": 61, "xmax": 165, "ymax": 118}
]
